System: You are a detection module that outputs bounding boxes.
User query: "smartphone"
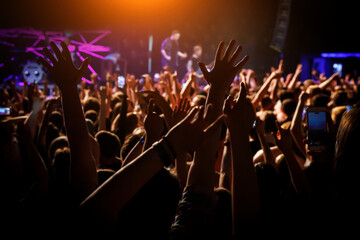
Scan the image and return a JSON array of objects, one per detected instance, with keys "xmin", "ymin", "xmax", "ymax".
[
  {"xmin": 306, "ymin": 107, "xmax": 328, "ymax": 151},
  {"xmin": 118, "ymin": 76, "xmax": 125, "ymax": 88},
  {"xmin": 0, "ymin": 107, "xmax": 11, "ymax": 116}
]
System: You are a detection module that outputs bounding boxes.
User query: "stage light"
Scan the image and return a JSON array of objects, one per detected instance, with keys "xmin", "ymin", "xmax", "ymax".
[{"xmin": 321, "ymin": 53, "xmax": 360, "ymax": 58}]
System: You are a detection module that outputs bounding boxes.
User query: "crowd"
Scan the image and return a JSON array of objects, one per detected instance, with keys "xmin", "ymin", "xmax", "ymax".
[{"xmin": 1, "ymin": 39, "xmax": 360, "ymax": 238}]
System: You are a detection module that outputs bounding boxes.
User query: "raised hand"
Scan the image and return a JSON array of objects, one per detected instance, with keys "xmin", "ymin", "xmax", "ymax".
[
  {"xmin": 165, "ymin": 104, "xmax": 225, "ymax": 157},
  {"xmin": 39, "ymin": 41, "xmax": 90, "ymax": 91},
  {"xmin": 144, "ymin": 99, "xmax": 165, "ymax": 140},
  {"xmin": 224, "ymin": 82, "xmax": 255, "ymax": 134},
  {"xmin": 272, "ymin": 120, "xmax": 293, "ymax": 153},
  {"xmin": 172, "ymin": 97, "xmax": 191, "ymax": 126},
  {"xmin": 198, "ymin": 40, "xmax": 249, "ymax": 90}
]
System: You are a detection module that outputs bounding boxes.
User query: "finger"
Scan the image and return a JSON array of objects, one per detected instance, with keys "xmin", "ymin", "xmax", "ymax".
[
  {"xmin": 60, "ymin": 41, "xmax": 72, "ymax": 61},
  {"xmin": 184, "ymin": 98, "xmax": 190, "ymax": 111},
  {"xmin": 147, "ymin": 98, "xmax": 154, "ymax": 115},
  {"xmin": 203, "ymin": 103, "xmax": 214, "ymax": 124},
  {"xmin": 224, "ymin": 40, "xmax": 236, "ymax": 62},
  {"xmin": 198, "ymin": 62, "xmax": 209, "ymax": 79},
  {"xmin": 79, "ymin": 57, "xmax": 90, "ymax": 77},
  {"xmin": 238, "ymin": 82, "xmax": 247, "ymax": 101},
  {"xmin": 50, "ymin": 41, "xmax": 63, "ymax": 62},
  {"xmin": 196, "ymin": 105, "xmax": 205, "ymax": 122},
  {"xmin": 38, "ymin": 56, "xmax": 52, "ymax": 70},
  {"xmin": 234, "ymin": 55, "xmax": 250, "ymax": 73},
  {"xmin": 179, "ymin": 97, "xmax": 185, "ymax": 111},
  {"xmin": 215, "ymin": 41, "xmax": 225, "ymax": 62},
  {"xmin": 43, "ymin": 46, "xmax": 57, "ymax": 65},
  {"xmin": 224, "ymin": 95, "xmax": 233, "ymax": 112},
  {"xmin": 204, "ymin": 114, "xmax": 226, "ymax": 135},
  {"xmin": 230, "ymin": 44, "xmax": 243, "ymax": 65},
  {"xmin": 184, "ymin": 106, "xmax": 200, "ymax": 123}
]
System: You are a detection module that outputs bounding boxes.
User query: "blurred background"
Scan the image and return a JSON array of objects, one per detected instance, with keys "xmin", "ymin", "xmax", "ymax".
[{"xmin": 0, "ymin": 0, "xmax": 359, "ymax": 85}]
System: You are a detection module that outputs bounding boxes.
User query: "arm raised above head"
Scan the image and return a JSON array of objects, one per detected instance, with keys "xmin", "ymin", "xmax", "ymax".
[{"xmin": 39, "ymin": 41, "xmax": 97, "ymax": 202}]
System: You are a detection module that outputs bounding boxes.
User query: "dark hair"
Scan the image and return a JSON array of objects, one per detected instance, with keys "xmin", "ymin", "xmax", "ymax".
[
  {"xmin": 261, "ymin": 95, "xmax": 274, "ymax": 111},
  {"xmin": 83, "ymin": 97, "xmax": 100, "ymax": 114},
  {"xmin": 334, "ymin": 106, "xmax": 360, "ymax": 211},
  {"xmin": 85, "ymin": 118, "xmax": 95, "ymax": 136},
  {"xmin": 49, "ymin": 111, "xmax": 63, "ymax": 132},
  {"xmin": 84, "ymin": 110, "xmax": 98, "ymax": 124},
  {"xmin": 278, "ymin": 89, "xmax": 294, "ymax": 102},
  {"xmin": 48, "ymin": 136, "xmax": 69, "ymax": 161},
  {"xmin": 120, "ymin": 127, "xmax": 145, "ymax": 161},
  {"xmin": 333, "ymin": 90, "xmax": 348, "ymax": 106},
  {"xmin": 46, "ymin": 123, "xmax": 60, "ymax": 159},
  {"xmin": 261, "ymin": 111, "xmax": 277, "ymax": 134},
  {"xmin": 312, "ymin": 94, "xmax": 330, "ymax": 108},
  {"xmin": 282, "ymin": 98, "xmax": 297, "ymax": 118},
  {"xmin": 52, "ymin": 147, "xmax": 70, "ymax": 184},
  {"xmin": 95, "ymin": 130, "xmax": 121, "ymax": 158}
]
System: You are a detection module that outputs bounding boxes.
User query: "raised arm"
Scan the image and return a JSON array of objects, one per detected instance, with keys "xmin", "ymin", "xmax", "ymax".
[
  {"xmin": 80, "ymin": 106, "xmax": 224, "ymax": 225},
  {"xmin": 224, "ymin": 83, "xmax": 261, "ymax": 236},
  {"xmin": 272, "ymin": 121, "xmax": 311, "ymax": 197},
  {"xmin": 254, "ymin": 117, "xmax": 277, "ymax": 170},
  {"xmin": 290, "ymin": 91, "xmax": 310, "ymax": 157},
  {"xmin": 319, "ymin": 72, "xmax": 340, "ymax": 90},
  {"xmin": 287, "ymin": 64, "xmax": 302, "ymax": 90},
  {"xmin": 39, "ymin": 41, "xmax": 97, "ymax": 202}
]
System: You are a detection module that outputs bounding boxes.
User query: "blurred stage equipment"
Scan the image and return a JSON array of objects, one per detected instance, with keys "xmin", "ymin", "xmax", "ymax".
[
  {"xmin": 270, "ymin": 0, "xmax": 291, "ymax": 53},
  {"xmin": 0, "ymin": 28, "xmax": 111, "ymax": 87}
]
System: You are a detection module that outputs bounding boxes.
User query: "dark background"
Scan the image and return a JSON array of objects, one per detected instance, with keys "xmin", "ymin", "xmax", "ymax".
[{"xmin": 0, "ymin": 0, "xmax": 358, "ymax": 80}]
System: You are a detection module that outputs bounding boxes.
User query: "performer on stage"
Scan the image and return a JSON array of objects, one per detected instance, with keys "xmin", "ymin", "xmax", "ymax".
[{"xmin": 160, "ymin": 30, "xmax": 187, "ymax": 72}]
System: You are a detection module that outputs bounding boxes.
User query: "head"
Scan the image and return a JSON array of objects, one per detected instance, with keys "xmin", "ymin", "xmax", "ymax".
[
  {"xmin": 333, "ymin": 90, "xmax": 348, "ymax": 107},
  {"xmin": 83, "ymin": 97, "xmax": 100, "ymax": 114},
  {"xmin": 46, "ymin": 123, "xmax": 60, "ymax": 157},
  {"xmin": 124, "ymin": 113, "xmax": 140, "ymax": 135},
  {"xmin": 95, "ymin": 130, "xmax": 121, "ymax": 159},
  {"xmin": 49, "ymin": 111, "xmax": 63, "ymax": 132},
  {"xmin": 85, "ymin": 110, "xmax": 98, "ymax": 124},
  {"xmin": 120, "ymin": 127, "xmax": 145, "ymax": 161},
  {"xmin": 48, "ymin": 136, "xmax": 69, "ymax": 162},
  {"xmin": 334, "ymin": 106, "xmax": 360, "ymax": 202},
  {"xmin": 260, "ymin": 95, "xmax": 274, "ymax": 111},
  {"xmin": 170, "ymin": 30, "xmax": 180, "ymax": 41},
  {"xmin": 278, "ymin": 89, "xmax": 294, "ymax": 102},
  {"xmin": 85, "ymin": 118, "xmax": 95, "ymax": 136},
  {"xmin": 281, "ymin": 98, "xmax": 297, "ymax": 120},
  {"xmin": 311, "ymin": 93, "xmax": 330, "ymax": 108},
  {"xmin": 259, "ymin": 111, "xmax": 277, "ymax": 134},
  {"xmin": 52, "ymin": 147, "xmax": 70, "ymax": 184},
  {"xmin": 193, "ymin": 45, "xmax": 202, "ymax": 57},
  {"xmin": 191, "ymin": 94, "xmax": 206, "ymax": 107}
]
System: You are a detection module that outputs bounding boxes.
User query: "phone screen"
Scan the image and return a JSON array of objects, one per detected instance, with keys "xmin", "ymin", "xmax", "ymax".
[
  {"xmin": 0, "ymin": 107, "xmax": 11, "ymax": 115},
  {"xmin": 118, "ymin": 76, "xmax": 125, "ymax": 88},
  {"xmin": 307, "ymin": 110, "xmax": 327, "ymax": 148}
]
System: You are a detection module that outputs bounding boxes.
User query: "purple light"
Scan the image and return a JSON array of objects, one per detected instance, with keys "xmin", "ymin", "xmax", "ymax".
[
  {"xmin": 4, "ymin": 75, "xmax": 13, "ymax": 81},
  {"xmin": 76, "ymin": 52, "xmax": 99, "ymax": 79},
  {"xmin": 82, "ymin": 77, "xmax": 92, "ymax": 84},
  {"xmin": 321, "ymin": 53, "xmax": 360, "ymax": 58},
  {"xmin": 18, "ymin": 82, "xmax": 24, "ymax": 86}
]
